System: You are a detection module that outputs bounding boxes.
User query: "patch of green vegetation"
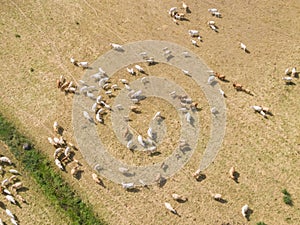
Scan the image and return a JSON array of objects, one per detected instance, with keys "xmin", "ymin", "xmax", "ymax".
[
  {"xmin": 0, "ymin": 113, "xmax": 106, "ymax": 225},
  {"xmin": 281, "ymin": 189, "xmax": 293, "ymax": 206},
  {"xmin": 256, "ymin": 222, "xmax": 267, "ymax": 225},
  {"xmin": 285, "ymin": 217, "xmax": 292, "ymax": 222},
  {"xmin": 283, "ymin": 195, "xmax": 293, "ymax": 206},
  {"xmin": 281, "ymin": 189, "xmax": 289, "ymax": 196},
  {"xmin": 15, "ymin": 34, "xmax": 21, "ymax": 38}
]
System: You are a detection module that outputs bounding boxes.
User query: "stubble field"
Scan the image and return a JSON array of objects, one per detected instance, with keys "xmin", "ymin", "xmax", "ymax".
[{"xmin": 0, "ymin": 0, "xmax": 300, "ymax": 224}]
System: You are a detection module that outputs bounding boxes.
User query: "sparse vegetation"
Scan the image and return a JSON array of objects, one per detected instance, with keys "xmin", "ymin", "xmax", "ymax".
[
  {"xmin": 282, "ymin": 189, "xmax": 293, "ymax": 206},
  {"xmin": 15, "ymin": 34, "xmax": 21, "ymax": 38},
  {"xmin": 256, "ymin": 222, "xmax": 267, "ymax": 225},
  {"xmin": 281, "ymin": 189, "xmax": 289, "ymax": 196},
  {"xmin": 0, "ymin": 113, "xmax": 106, "ymax": 225},
  {"xmin": 283, "ymin": 195, "xmax": 293, "ymax": 206}
]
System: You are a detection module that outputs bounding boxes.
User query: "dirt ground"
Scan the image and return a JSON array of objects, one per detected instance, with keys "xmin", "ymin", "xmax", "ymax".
[
  {"xmin": 0, "ymin": 0, "xmax": 300, "ymax": 224},
  {"xmin": 89, "ymin": 61, "xmax": 211, "ymax": 168}
]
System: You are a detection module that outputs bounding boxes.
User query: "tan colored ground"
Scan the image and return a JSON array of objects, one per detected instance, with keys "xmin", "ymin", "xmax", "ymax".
[
  {"xmin": 96, "ymin": 63, "xmax": 210, "ymax": 166},
  {"xmin": 0, "ymin": 0, "xmax": 300, "ymax": 225}
]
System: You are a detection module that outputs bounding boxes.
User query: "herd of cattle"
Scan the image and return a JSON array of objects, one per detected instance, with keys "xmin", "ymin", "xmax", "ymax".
[{"xmin": 49, "ymin": 1, "xmax": 299, "ymax": 222}]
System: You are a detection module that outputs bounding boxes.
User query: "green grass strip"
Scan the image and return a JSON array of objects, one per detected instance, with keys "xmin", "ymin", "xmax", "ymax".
[{"xmin": 0, "ymin": 113, "xmax": 106, "ymax": 225}]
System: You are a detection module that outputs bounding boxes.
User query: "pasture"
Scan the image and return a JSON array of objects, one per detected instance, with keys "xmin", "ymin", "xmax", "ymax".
[{"xmin": 0, "ymin": 0, "xmax": 300, "ymax": 224}]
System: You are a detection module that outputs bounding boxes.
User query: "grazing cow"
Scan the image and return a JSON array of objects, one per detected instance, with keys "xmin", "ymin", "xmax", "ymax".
[
  {"xmin": 55, "ymin": 158, "xmax": 64, "ymax": 171},
  {"xmin": 208, "ymin": 75, "xmax": 216, "ymax": 84},
  {"xmin": 153, "ymin": 111, "xmax": 162, "ymax": 120},
  {"xmin": 119, "ymin": 78, "xmax": 128, "ymax": 84},
  {"xmin": 110, "ymin": 43, "xmax": 124, "ymax": 51},
  {"xmin": 121, "ymin": 182, "xmax": 135, "ymax": 190},
  {"xmin": 241, "ymin": 204, "xmax": 249, "ymax": 218},
  {"xmin": 190, "ymin": 102, "xmax": 199, "ymax": 111},
  {"xmin": 208, "ymin": 8, "xmax": 218, "ymax": 13},
  {"xmin": 16, "ymin": 194, "xmax": 26, "ymax": 203},
  {"xmin": 92, "ymin": 173, "xmax": 103, "ymax": 185},
  {"xmin": 53, "ymin": 147, "xmax": 64, "ymax": 159},
  {"xmin": 188, "ymin": 30, "xmax": 199, "ymax": 37},
  {"xmin": 146, "ymin": 57, "xmax": 155, "ymax": 65},
  {"xmin": 11, "ymin": 182, "xmax": 23, "ymax": 190},
  {"xmin": 233, "ymin": 82, "xmax": 243, "ymax": 91},
  {"xmin": 191, "ymin": 39, "xmax": 198, "ymax": 46},
  {"xmin": 182, "ymin": 69, "xmax": 190, "ymax": 76},
  {"xmin": 214, "ymin": 72, "xmax": 226, "ymax": 81},
  {"xmin": 2, "ymin": 178, "xmax": 9, "ymax": 187},
  {"xmin": 126, "ymin": 140, "xmax": 134, "ymax": 150},
  {"xmin": 282, "ymin": 76, "xmax": 293, "ymax": 84},
  {"xmin": 168, "ymin": 7, "xmax": 177, "ymax": 16},
  {"xmin": 0, "ymin": 156, "xmax": 12, "ymax": 165},
  {"xmin": 3, "ymin": 189, "xmax": 11, "ymax": 195},
  {"xmin": 83, "ymin": 111, "xmax": 94, "ymax": 123},
  {"xmin": 291, "ymin": 67, "xmax": 297, "ymax": 77},
  {"xmin": 70, "ymin": 57, "xmax": 79, "ymax": 66},
  {"xmin": 8, "ymin": 175, "xmax": 17, "ymax": 183},
  {"xmin": 211, "ymin": 193, "xmax": 222, "ymax": 201},
  {"xmin": 147, "ymin": 127, "xmax": 154, "ymax": 139},
  {"xmin": 127, "ymin": 67, "xmax": 135, "ymax": 75},
  {"xmin": 172, "ymin": 193, "xmax": 187, "ymax": 202},
  {"xmin": 71, "ymin": 165, "xmax": 81, "ymax": 178},
  {"xmin": 53, "ymin": 121, "xmax": 60, "ymax": 133},
  {"xmin": 130, "ymin": 105, "xmax": 140, "ymax": 113},
  {"xmin": 6, "ymin": 195, "xmax": 16, "ymax": 204},
  {"xmin": 135, "ymin": 65, "xmax": 145, "ymax": 73},
  {"xmin": 285, "ymin": 68, "xmax": 290, "ymax": 75},
  {"xmin": 229, "ymin": 166, "xmax": 235, "ymax": 179},
  {"xmin": 233, "ymin": 83, "xmax": 254, "ymax": 95},
  {"xmin": 192, "ymin": 168, "xmax": 202, "ymax": 179},
  {"xmin": 78, "ymin": 61, "xmax": 89, "ymax": 69},
  {"xmin": 240, "ymin": 43, "xmax": 247, "ymax": 52},
  {"xmin": 251, "ymin": 106, "xmax": 267, "ymax": 118},
  {"xmin": 10, "ymin": 218, "xmax": 18, "ymax": 225},
  {"xmin": 5, "ymin": 209, "xmax": 15, "ymax": 219},
  {"xmin": 219, "ymin": 88, "xmax": 226, "ymax": 98},
  {"xmin": 137, "ymin": 135, "xmax": 146, "ymax": 147},
  {"xmin": 182, "ymin": 2, "xmax": 189, "ymax": 12},
  {"xmin": 164, "ymin": 202, "xmax": 177, "ymax": 214},
  {"xmin": 8, "ymin": 169, "xmax": 20, "ymax": 175}
]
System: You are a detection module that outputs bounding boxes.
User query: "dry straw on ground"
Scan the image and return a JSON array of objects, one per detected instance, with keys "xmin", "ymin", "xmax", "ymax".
[{"xmin": 0, "ymin": 0, "xmax": 300, "ymax": 224}]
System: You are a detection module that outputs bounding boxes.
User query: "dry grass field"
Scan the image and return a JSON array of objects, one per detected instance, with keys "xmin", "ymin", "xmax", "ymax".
[{"xmin": 0, "ymin": 0, "xmax": 300, "ymax": 224}]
